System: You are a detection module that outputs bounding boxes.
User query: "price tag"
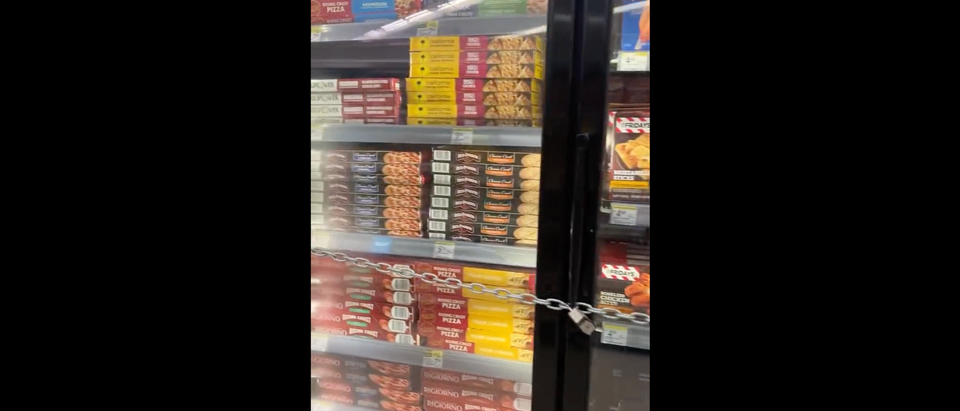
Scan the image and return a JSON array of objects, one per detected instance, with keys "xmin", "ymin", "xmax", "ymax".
[
  {"xmin": 310, "ymin": 26, "xmax": 322, "ymax": 42},
  {"xmin": 312, "ymin": 232, "xmax": 330, "ymax": 248},
  {"xmin": 312, "ymin": 401, "xmax": 331, "ymax": 411},
  {"xmin": 610, "ymin": 203, "xmax": 639, "ymax": 226},
  {"xmin": 311, "ymin": 335, "xmax": 329, "ymax": 352},
  {"xmin": 423, "ymin": 349, "xmax": 443, "ymax": 368},
  {"xmin": 433, "ymin": 241, "xmax": 455, "ymax": 259},
  {"xmin": 310, "ymin": 122, "xmax": 324, "ymax": 140},
  {"xmin": 601, "ymin": 323, "xmax": 629, "ymax": 346},
  {"xmin": 417, "ymin": 21, "xmax": 439, "ymax": 36},
  {"xmin": 618, "ymin": 51, "xmax": 649, "ymax": 72},
  {"xmin": 451, "ymin": 128, "xmax": 473, "ymax": 145},
  {"xmin": 372, "ymin": 236, "xmax": 392, "ymax": 254}
]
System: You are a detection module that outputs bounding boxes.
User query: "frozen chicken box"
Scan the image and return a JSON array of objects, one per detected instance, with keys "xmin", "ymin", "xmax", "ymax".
[
  {"xmin": 407, "ymin": 78, "xmax": 542, "ymax": 93},
  {"xmin": 410, "ymin": 35, "xmax": 544, "ymax": 52},
  {"xmin": 596, "ymin": 260, "xmax": 650, "ymax": 315},
  {"xmin": 407, "ymin": 90, "xmax": 541, "ymax": 106},
  {"xmin": 311, "ymin": 78, "xmax": 401, "ymax": 92}
]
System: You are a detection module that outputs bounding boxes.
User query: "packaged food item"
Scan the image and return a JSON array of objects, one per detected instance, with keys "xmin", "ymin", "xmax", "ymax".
[
  {"xmin": 321, "ymin": 162, "xmax": 425, "ymax": 176},
  {"xmin": 596, "ymin": 260, "xmax": 650, "ymax": 315},
  {"xmin": 425, "ymin": 0, "xmax": 537, "ymax": 17},
  {"xmin": 406, "ymin": 78, "xmax": 542, "ymax": 93},
  {"xmin": 321, "ymin": 182, "xmax": 423, "ymax": 196},
  {"xmin": 620, "ymin": 0, "xmax": 650, "ymax": 52},
  {"xmin": 426, "ymin": 221, "xmax": 536, "ymax": 241},
  {"xmin": 313, "ymin": 204, "xmax": 424, "ymax": 219},
  {"xmin": 412, "ymin": 260, "xmax": 534, "ymax": 289},
  {"xmin": 431, "ymin": 162, "xmax": 541, "ymax": 180},
  {"xmin": 418, "ymin": 284, "xmax": 529, "ymax": 303},
  {"xmin": 436, "ymin": 186, "xmax": 539, "ymax": 203},
  {"xmin": 311, "ymin": 92, "xmax": 346, "ymax": 105},
  {"xmin": 406, "ymin": 118, "xmax": 541, "ymax": 127},
  {"xmin": 419, "ymin": 295, "xmax": 535, "ymax": 320},
  {"xmin": 314, "ymin": 173, "xmax": 424, "ymax": 185},
  {"xmin": 422, "ymin": 383, "xmax": 532, "ymax": 411},
  {"xmin": 351, "ymin": 0, "xmax": 422, "ymax": 22},
  {"xmin": 312, "ymin": 323, "xmax": 418, "ymax": 344},
  {"xmin": 311, "ymin": 78, "xmax": 402, "ymax": 92},
  {"xmin": 420, "ymin": 368, "xmax": 532, "ymax": 395},
  {"xmin": 418, "ymin": 311, "xmax": 533, "ymax": 335},
  {"xmin": 313, "ymin": 297, "xmax": 415, "ymax": 321},
  {"xmin": 342, "ymin": 104, "xmax": 402, "ymax": 118},
  {"xmin": 317, "ymin": 378, "xmax": 424, "ymax": 410},
  {"xmin": 410, "ymin": 50, "xmax": 544, "ymax": 66},
  {"xmin": 312, "ymin": 0, "xmax": 354, "ymax": 24},
  {"xmin": 311, "ymin": 270, "xmax": 413, "ymax": 292},
  {"xmin": 410, "ymin": 35, "xmax": 544, "ymax": 52},
  {"xmin": 311, "ymin": 305, "xmax": 415, "ymax": 335},
  {"xmin": 322, "ymin": 192, "xmax": 422, "ymax": 208},
  {"xmin": 427, "ymin": 209, "xmax": 537, "ymax": 227},
  {"xmin": 410, "ymin": 63, "xmax": 543, "ymax": 80},
  {"xmin": 316, "ymin": 150, "xmax": 421, "ymax": 164},
  {"xmin": 407, "ymin": 104, "xmax": 540, "ymax": 120},
  {"xmin": 322, "ymin": 215, "xmax": 422, "ymax": 231},
  {"xmin": 312, "ymin": 105, "xmax": 347, "ymax": 118},
  {"xmin": 407, "ymin": 91, "xmax": 541, "ymax": 106},
  {"xmin": 607, "ymin": 113, "xmax": 650, "ymax": 202},
  {"xmin": 432, "ymin": 175, "xmax": 540, "ymax": 191},
  {"xmin": 431, "ymin": 148, "xmax": 541, "ymax": 166}
]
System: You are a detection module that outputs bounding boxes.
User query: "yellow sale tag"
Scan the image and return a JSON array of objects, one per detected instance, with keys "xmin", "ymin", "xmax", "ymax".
[{"xmin": 310, "ymin": 26, "xmax": 321, "ymax": 42}]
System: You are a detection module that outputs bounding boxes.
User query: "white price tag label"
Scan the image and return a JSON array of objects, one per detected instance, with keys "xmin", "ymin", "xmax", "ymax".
[
  {"xmin": 310, "ymin": 26, "xmax": 322, "ymax": 42},
  {"xmin": 312, "ymin": 401, "xmax": 331, "ymax": 411},
  {"xmin": 601, "ymin": 323, "xmax": 629, "ymax": 346},
  {"xmin": 433, "ymin": 241, "xmax": 455, "ymax": 259},
  {"xmin": 311, "ymin": 335, "xmax": 328, "ymax": 352},
  {"xmin": 618, "ymin": 51, "xmax": 649, "ymax": 72},
  {"xmin": 310, "ymin": 122, "xmax": 324, "ymax": 141},
  {"xmin": 312, "ymin": 232, "xmax": 330, "ymax": 248},
  {"xmin": 610, "ymin": 203, "xmax": 639, "ymax": 226},
  {"xmin": 416, "ymin": 21, "xmax": 439, "ymax": 36},
  {"xmin": 423, "ymin": 350, "xmax": 443, "ymax": 368},
  {"xmin": 451, "ymin": 128, "xmax": 473, "ymax": 145}
]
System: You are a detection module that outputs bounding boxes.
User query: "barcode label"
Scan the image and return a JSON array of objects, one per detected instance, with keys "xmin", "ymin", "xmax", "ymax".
[
  {"xmin": 429, "ymin": 232, "xmax": 446, "ymax": 239},
  {"xmin": 429, "ymin": 221, "xmax": 447, "ymax": 231},
  {"xmin": 310, "ymin": 161, "xmax": 321, "ymax": 172},
  {"xmin": 387, "ymin": 319, "xmax": 409, "ymax": 333},
  {"xmin": 310, "ymin": 181, "xmax": 324, "ymax": 191},
  {"xmin": 311, "ymin": 192, "xmax": 324, "ymax": 203},
  {"xmin": 391, "ymin": 306, "xmax": 411, "ymax": 320},
  {"xmin": 396, "ymin": 334, "xmax": 415, "ymax": 345},
  {"xmin": 391, "ymin": 279, "xmax": 411, "ymax": 292},
  {"xmin": 393, "ymin": 292, "xmax": 412, "ymax": 305},
  {"xmin": 432, "ymin": 162, "xmax": 450, "ymax": 173},
  {"xmin": 515, "ymin": 383, "xmax": 533, "ymax": 396},
  {"xmin": 434, "ymin": 174, "xmax": 451, "ymax": 185},
  {"xmin": 311, "ymin": 214, "xmax": 325, "ymax": 224},
  {"xmin": 310, "ymin": 150, "xmax": 322, "ymax": 161},
  {"xmin": 430, "ymin": 209, "xmax": 448, "ymax": 219},
  {"xmin": 434, "ymin": 150, "xmax": 452, "ymax": 161},
  {"xmin": 433, "ymin": 185, "xmax": 451, "ymax": 196},
  {"xmin": 310, "ymin": 172, "xmax": 322, "ymax": 181},
  {"xmin": 310, "ymin": 204, "xmax": 324, "ymax": 214},
  {"xmin": 514, "ymin": 398, "xmax": 532, "ymax": 411},
  {"xmin": 432, "ymin": 197, "xmax": 449, "ymax": 208}
]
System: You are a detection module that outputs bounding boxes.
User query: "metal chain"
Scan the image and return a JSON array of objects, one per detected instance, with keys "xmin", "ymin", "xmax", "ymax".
[{"xmin": 311, "ymin": 247, "xmax": 650, "ymax": 326}]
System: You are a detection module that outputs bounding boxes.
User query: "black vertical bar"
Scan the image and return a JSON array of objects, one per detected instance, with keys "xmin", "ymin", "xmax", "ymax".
[
  {"xmin": 531, "ymin": 0, "xmax": 579, "ymax": 409},
  {"xmin": 561, "ymin": 0, "xmax": 614, "ymax": 410}
]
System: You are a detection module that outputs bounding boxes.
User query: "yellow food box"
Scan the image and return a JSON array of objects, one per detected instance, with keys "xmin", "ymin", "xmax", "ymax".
[
  {"xmin": 410, "ymin": 35, "xmax": 544, "ymax": 52},
  {"xmin": 405, "ymin": 78, "xmax": 543, "ymax": 93},
  {"xmin": 468, "ymin": 299, "xmax": 535, "ymax": 320},
  {"xmin": 461, "ymin": 285, "xmax": 528, "ymax": 303},
  {"xmin": 464, "ymin": 267, "xmax": 533, "ymax": 289},
  {"xmin": 474, "ymin": 345, "xmax": 534, "ymax": 363},
  {"xmin": 467, "ymin": 314, "xmax": 534, "ymax": 335},
  {"xmin": 406, "ymin": 91, "xmax": 542, "ymax": 106},
  {"xmin": 465, "ymin": 328, "xmax": 533, "ymax": 350},
  {"xmin": 609, "ymin": 180, "xmax": 650, "ymax": 189},
  {"xmin": 410, "ymin": 63, "xmax": 543, "ymax": 80},
  {"xmin": 410, "ymin": 51, "xmax": 545, "ymax": 66}
]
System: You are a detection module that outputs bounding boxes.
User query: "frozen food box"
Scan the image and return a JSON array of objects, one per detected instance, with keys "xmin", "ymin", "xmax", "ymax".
[
  {"xmin": 311, "ymin": 224, "xmax": 422, "ymax": 238},
  {"xmin": 425, "ymin": 0, "xmax": 536, "ymax": 17},
  {"xmin": 418, "ymin": 283, "xmax": 529, "ymax": 303},
  {"xmin": 407, "ymin": 104, "xmax": 542, "ymax": 120},
  {"xmin": 417, "ymin": 311, "xmax": 534, "ymax": 335},
  {"xmin": 312, "ymin": 172, "xmax": 424, "ymax": 186},
  {"xmin": 596, "ymin": 261, "xmax": 650, "ymax": 315},
  {"xmin": 313, "ymin": 283, "xmax": 417, "ymax": 305},
  {"xmin": 321, "ymin": 192, "xmax": 422, "ymax": 208},
  {"xmin": 410, "ymin": 62, "xmax": 543, "ymax": 80},
  {"xmin": 431, "ymin": 174, "xmax": 541, "ymax": 191},
  {"xmin": 434, "ymin": 185, "xmax": 540, "ymax": 204},
  {"xmin": 322, "ymin": 162, "xmax": 426, "ymax": 176},
  {"xmin": 406, "ymin": 78, "xmax": 542, "ymax": 93},
  {"xmin": 322, "ymin": 215, "xmax": 423, "ymax": 231},
  {"xmin": 311, "ymin": 269, "xmax": 413, "ymax": 292},
  {"xmin": 312, "ymin": 298, "xmax": 415, "ymax": 321},
  {"xmin": 429, "ymin": 196, "xmax": 539, "ymax": 214},
  {"xmin": 323, "ymin": 182, "xmax": 424, "ymax": 196},
  {"xmin": 406, "ymin": 117, "xmax": 542, "ymax": 127},
  {"xmin": 411, "ymin": 260, "xmax": 535, "ymax": 289},
  {"xmin": 422, "ymin": 382, "xmax": 532, "ymax": 411},
  {"xmin": 607, "ymin": 113, "xmax": 650, "ymax": 201},
  {"xmin": 419, "ymin": 295, "xmax": 536, "ymax": 320},
  {"xmin": 311, "ymin": 305, "xmax": 415, "ymax": 334},
  {"xmin": 407, "ymin": 91, "xmax": 541, "ymax": 106},
  {"xmin": 312, "ymin": 323, "xmax": 418, "ymax": 344},
  {"xmin": 311, "ymin": 92, "xmax": 347, "ymax": 105},
  {"xmin": 426, "ymin": 221, "xmax": 537, "ymax": 242},
  {"xmin": 410, "ymin": 50, "xmax": 545, "ymax": 66},
  {"xmin": 431, "ymin": 162, "xmax": 541, "ymax": 180},
  {"xmin": 410, "ymin": 35, "xmax": 544, "ymax": 52},
  {"xmin": 620, "ymin": 0, "xmax": 650, "ymax": 52},
  {"xmin": 313, "ymin": 203, "xmax": 424, "ymax": 219},
  {"xmin": 420, "ymin": 368, "xmax": 532, "ymax": 395},
  {"xmin": 432, "ymin": 148, "xmax": 541, "ymax": 167},
  {"xmin": 311, "ymin": 78, "xmax": 401, "ymax": 92},
  {"xmin": 317, "ymin": 378, "xmax": 424, "ymax": 410},
  {"xmin": 312, "ymin": 0, "xmax": 354, "ymax": 24},
  {"xmin": 315, "ymin": 150, "xmax": 421, "ymax": 164}
]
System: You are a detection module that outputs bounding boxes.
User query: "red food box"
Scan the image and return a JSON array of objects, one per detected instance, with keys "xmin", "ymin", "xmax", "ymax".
[
  {"xmin": 422, "ymin": 383, "xmax": 532, "ymax": 411},
  {"xmin": 311, "ymin": 253, "xmax": 417, "ymax": 276},
  {"xmin": 310, "ymin": 306, "xmax": 414, "ymax": 334},
  {"xmin": 318, "ymin": 378, "xmax": 423, "ymax": 409},
  {"xmin": 423, "ymin": 336, "xmax": 476, "ymax": 353},
  {"xmin": 311, "ymin": 271, "xmax": 413, "ymax": 292},
  {"xmin": 342, "ymin": 104, "xmax": 402, "ymax": 119},
  {"xmin": 364, "ymin": 117, "xmax": 402, "ymax": 124},
  {"xmin": 312, "ymin": 298, "xmax": 416, "ymax": 320},
  {"xmin": 312, "ymin": 323, "xmax": 418, "ymax": 344},
  {"xmin": 424, "ymin": 396, "xmax": 520, "ymax": 411},
  {"xmin": 338, "ymin": 78, "xmax": 402, "ymax": 91},
  {"xmin": 311, "ymin": 284, "xmax": 415, "ymax": 305},
  {"xmin": 421, "ymin": 369, "xmax": 532, "ymax": 395},
  {"xmin": 311, "ymin": 0, "xmax": 354, "ymax": 24}
]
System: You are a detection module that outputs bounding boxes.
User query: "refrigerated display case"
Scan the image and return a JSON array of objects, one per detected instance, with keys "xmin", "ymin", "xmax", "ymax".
[{"xmin": 311, "ymin": 1, "xmax": 648, "ymax": 411}]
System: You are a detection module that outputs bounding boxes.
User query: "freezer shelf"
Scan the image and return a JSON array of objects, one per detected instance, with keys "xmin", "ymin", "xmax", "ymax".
[
  {"xmin": 598, "ymin": 319, "xmax": 649, "ymax": 350},
  {"xmin": 312, "ymin": 230, "xmax": 537, "ymax": 268},
  {"xmin": 310, "ymin": 123, "xmax": 542, "ymax": 147},
  {"xmin": 311, "ymin": 332, "xmax": 532, "ymax": 383},
  {"xmin": 311, "ymin": 14, "xmax": 547, "ymax": 43}
]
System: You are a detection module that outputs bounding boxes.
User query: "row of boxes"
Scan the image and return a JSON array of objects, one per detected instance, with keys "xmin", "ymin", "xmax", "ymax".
[
  {"xmin": 311, "ymin": 78, "xmax": 403, "ymax": 124},
  {"xmin": 311, "ymin": 0, "xmax": 422, "ymax": 24}
]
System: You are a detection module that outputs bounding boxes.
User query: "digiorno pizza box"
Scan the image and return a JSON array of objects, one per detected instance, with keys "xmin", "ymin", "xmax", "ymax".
[
  {"xmin": 407, "ymin": 104, "xmax": 541, "ymax": 120},
  {"xmin": 410, "ymin": 50, "xmax": 545, "ymax": 66},
  {"xmin": 409, "ymin": 35, "xmax": 544, "ymax": 52},
  {"xmin": 405, "ymin": 78, "xmax": 542, "ymax": 93},
  {"xmin": 410, "ymin": 62, "xmax": 543, "ymax": 80},
  {"xmin": 406, "ymin": 90, "xmax": 541, "ymax": 106},
  {"xmin": 420, "ymin": 368, "xmax": 532, "ymax": 395},
  {"xmin": 317, "ymin": 378, "xmax": 423, "ymax": 410},
  {"xmin": 422, "ymin": 383, "xmax": 532, "ymax": 411}
]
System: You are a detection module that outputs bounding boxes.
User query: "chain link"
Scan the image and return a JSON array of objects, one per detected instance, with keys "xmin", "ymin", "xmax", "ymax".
[{"xmin": 311, "ymin": 247, "xmax": 650, "ymax": 326}]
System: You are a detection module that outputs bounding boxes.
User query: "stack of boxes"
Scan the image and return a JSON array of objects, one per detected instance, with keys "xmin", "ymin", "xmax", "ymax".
[
  {"xmin": 422, "ymin": 368, "xmax": 533, "ymax": 411},
  {"xmin": 311, "ymin": 78, "xmax": 403, "ymax": 125},
  {"xmin": 311, "ymin": 147, "xmax": 426, "ymax": 238},
  {"xmin": 311, "ymin": 0, "xmax": 423, "ymax": 24},
  {"xmin": 310, "ymin": 252, "xmax": 538, "ymax": 363},
  {"xmin": 426, "ymin": 146, "xmax": 540, "ymax": 247},
  {"xmin": 414, "ymin": 260, "xmax": 536, "ymax": 363},
  {"xmin": 312, "ymin": 352, "xmax": 424, "ymax": 410},
  {"xmin": 406, "ymin": 35, "xmax": 545, "ymax": 127}
]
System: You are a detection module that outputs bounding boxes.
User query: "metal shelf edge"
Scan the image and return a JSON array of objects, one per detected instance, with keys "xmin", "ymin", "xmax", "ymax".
[{"xmin": 310, "ymin": 124, "xmax": 542, "ymax": 148}]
